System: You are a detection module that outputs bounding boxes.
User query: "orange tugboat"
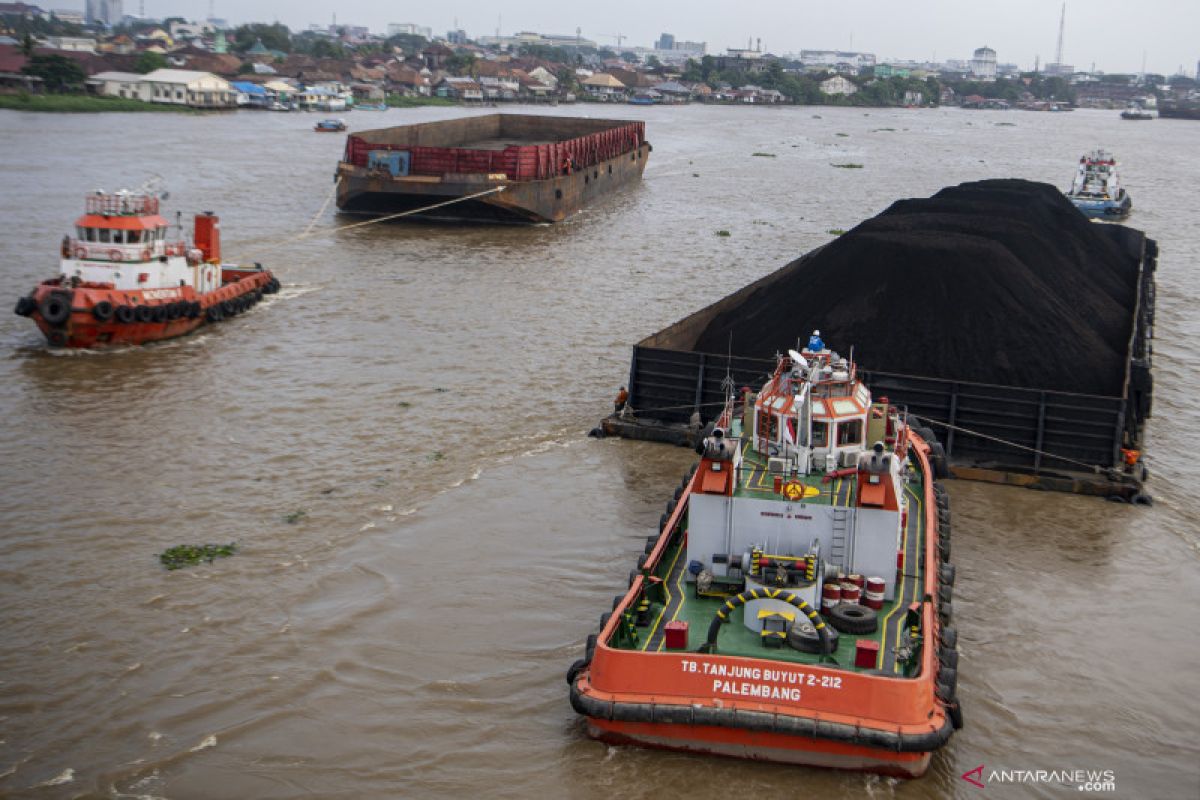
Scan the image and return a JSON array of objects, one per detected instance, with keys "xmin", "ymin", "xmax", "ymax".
[
  {"xmin": 13, "ymin": 184, "xmax": 278, "ymax": 348},
  {"xmin": 569, "ymin": 336, "xmax": 961, "ymax": 776}
]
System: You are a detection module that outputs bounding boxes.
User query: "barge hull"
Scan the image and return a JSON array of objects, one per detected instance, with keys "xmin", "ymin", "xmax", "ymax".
[
  {"xmin": 336, "ymin": 143, "xmax": 650, "ymax": 223},
  {"xmin": 336, "ymin": 114, "xmax": 649, "ymax": 223}
]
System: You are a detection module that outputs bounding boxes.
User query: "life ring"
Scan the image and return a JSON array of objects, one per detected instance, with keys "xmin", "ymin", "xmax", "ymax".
[
  {"xmin": 141, "ymin": 249, "xmax": 152, "ymax": 262},
  {"xmin": 109, "ymin": 249, "xmax": 123, "ymax": 262},
  {"xmin": 74, "ymin": 246, "xmax": 87, "ymax": 259}
]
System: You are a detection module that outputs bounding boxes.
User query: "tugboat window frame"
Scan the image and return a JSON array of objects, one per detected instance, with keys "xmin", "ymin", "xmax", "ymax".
[
  {"xmin": 555, "ymin": 189, "xmax": 563, "ymax": 200},
  {"xmin": 837, "ymin": 419, "xmax": 864, "ymax": 447},
  {"xmin": 812, "ymin": 421, "xmax": 829, "ymax": 448},
  {"xmin": 608, "ymin": 165, "xmax": 613, "ymax": 175}
]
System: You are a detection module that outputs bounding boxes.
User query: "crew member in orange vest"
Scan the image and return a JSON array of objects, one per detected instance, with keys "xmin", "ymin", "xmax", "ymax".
[{"xmin": 614, "ymin": 386, "xmax": 629, "ymax": 414}]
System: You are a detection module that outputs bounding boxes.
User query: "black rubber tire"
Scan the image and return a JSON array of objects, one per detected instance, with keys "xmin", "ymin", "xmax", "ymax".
[
  {"xmin": 253, "ymin": 289, "xmax": 263, "ymax": 302},
  {"xmin": 628, "ymin": 569, "xmax": 639, "ymax": 587},
  {"xmin": 659, "ymin": 512, "xmax": 669, "ymax": 531},
  {"xmin": 14, "ymin": 296, "xmax": 36, "ymax": 317},
  {"xmin": 673, "ymin": 486, "xmax": 683, "ymax": 502},
  {"xmin": 636, "ymin": 554, "xmax": 648, "ymax": 572},
  {"xmin": 166, "ymin": 302, "xmax": 183, "ymax": 321},
  {"xmin": 938, "ymin": 666, "xmax": 958, "ymax": 695},
  {"xmin": 938, "ymin": 507, "xmax": 951, "ymax": 527},
  {"xmin": 666, "ymin": 498, "xmax": 677, "ymax": 514},
  {"xmin": 939, "ymin": 585, "xmax": 953, "ymax": 605},
  {"xmin": 39, "ymin": 291, "xmax": 72, "ymax": 326},
  {"xmin": 929, "ymin": 442, "xmax": 950, "ymax": 478},
  {"xmin": 939, "ymin": 563, "xmax": 956, "ymax": 587},
  {"xmin": 939, "ymin": 601, "xmax": 953, "ymax": 627},
  {"xmin": 115, "ymin": 305, "xmax": 135, "ymax": 324},
  {"xmin": 948, "ymin": 701, "xmax": 965, "ymax": 730},
  {"xmin": 585, "ymin": 634, "xmax": 597, "ymax": 662},
  {"xmin": 913, "ymin": 425, "xmax": 935, "ymax": 444},
  {"xmin": 566, "ymin": 658, "xmax": 587, "ymax": 685},
  {"xmin": 941, "ymin": 626, "xmax": 958, "ymax": 649},
  {"xmin": 939, "ymin": 647, "xmax": 959, "ymax": 669},
  {"xmin": 936, "ymin": 681, "xmax": 956, "ymax": 703},
  {"xmin": 611, "ymin": 595, "xmax": 624, "ymax": 611},
  {"xmin": 205, "ymin": 306, "xmax": 221, "ymax": 323},
  {"xmin": 150, "ymin": 305, "xmax": 166, "ymax": 323},
  {"xmin": 92, "ymin": 300, "xmax": 114, "ymax": 322},
  {"xmin": 787, "ymin": 620, "xmax": 840, "ymax": 654},
  {"xmin": 187, "ymin": 301, "xmax": 201, "ymax": 319},
  {"xmin": 134, "ymin": 305, "xmax": 153, "ymax": 323},
  {"xmin": 599, "ymin": 612, "xmax": 611, "ymax": 631},
  {"xmin": 1106, "ymin": 494, "xmax": 1128, "ymax": 503},
  {"xmin": 644, "ymin": 536, "xmax": 658, "ymax": 554},
  {"xmin": 826, "ymin": 603, "xmax": 878, "ymax": 635},
  {"xmin": 939, "ymin": 537, "xmax": 951, "ymax": 561},
  {"xmin": 221, "ymin": 300, "xmax": 236, "ymax": 316},
  {"xmin": 1131, "ymin": 493, "xmax": 1154, "ymax": 507}
]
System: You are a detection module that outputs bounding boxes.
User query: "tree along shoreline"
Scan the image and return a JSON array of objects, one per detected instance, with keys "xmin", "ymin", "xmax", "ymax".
[{"xmin": 0, "ymin": 93, "xmax": 203, "ymax": 113}]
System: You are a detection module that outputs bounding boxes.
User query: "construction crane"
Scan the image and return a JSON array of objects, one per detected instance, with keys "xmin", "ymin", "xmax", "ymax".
[{"xmin": 599, "ymin": 33, "xmax": 628, "ymax": 50}]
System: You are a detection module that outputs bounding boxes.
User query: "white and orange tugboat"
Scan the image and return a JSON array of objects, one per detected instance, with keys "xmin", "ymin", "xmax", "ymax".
[
  {"xmin": 14, "ymin": 182, "xmax": 278, "ymax": 348},
  {"xmin": 569, "ymin": 335, "xmax": 961, "ymax": 777}
]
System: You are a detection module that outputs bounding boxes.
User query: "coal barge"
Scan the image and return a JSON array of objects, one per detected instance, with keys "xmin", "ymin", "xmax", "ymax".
[
  {"xmin": 335, "ymin": 114, "xmax": 650, "ymax": 223},
  {"xmin": 600, "ymin": 180, "xmax": 1156, "ymax": 501}
]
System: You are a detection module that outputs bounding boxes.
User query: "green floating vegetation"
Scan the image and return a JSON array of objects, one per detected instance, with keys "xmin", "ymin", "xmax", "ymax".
[
  {"xmin": 872, "ymin": 127, "xmax": 896, "ymax": 132},
  {"xmin": 284, "ymin": 509, "xmax": 307, "ymax": 524},
  {"xmin": 751, "ymin": 152, "xmax": 777, "ymax": 157},
  {"xmin": 995, "ymin": 122, "xmax": 1016, "ymax": 126},
  {"xmin": 831, "ymin": 163, "xmax": 864, "ymax": 169},
  {"xmin": 835, "ymin": 132, "xmax": 849, "ymax": 137},
  {"xmin": 828, "ymin": 228, "xmax": 847, "ymax": 235},
  {"xmin": 429, "ymin": 451, "xmax": 445, "ymax": 461},
  {"xmin": 692, "ymin": 172, "xmax": 700, "ymax": 177},
  {"xmin": 715, "ymin": 230, "xmax": 731, "ymax": 237},
  {"xmin": 159, "ymin": 543, "xmax": 236, "ymax": 570}
]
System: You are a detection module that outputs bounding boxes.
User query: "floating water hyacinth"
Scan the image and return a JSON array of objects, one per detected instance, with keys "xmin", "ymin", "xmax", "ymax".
[{"xmin": 159, "ymin": 543, "xmax": 236, "ymax": 570}]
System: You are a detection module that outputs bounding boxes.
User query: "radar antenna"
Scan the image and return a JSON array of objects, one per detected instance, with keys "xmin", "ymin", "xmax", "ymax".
[{"xmin": 137, "ymin": 174, "xmax": 169, "ymax": 201}]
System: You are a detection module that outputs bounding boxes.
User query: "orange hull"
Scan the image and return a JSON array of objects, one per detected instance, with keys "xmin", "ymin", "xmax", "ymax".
[
  {"xmin": 569, "ymin": 438, "xmax": 957, "ymax": 776},
  {"xmin": 587, "ymin": 719, "xmax": 932, "ymax": 777},
  {"xmin": 16, "ymin": 270, "xmax": 277, "ymax": 348}
]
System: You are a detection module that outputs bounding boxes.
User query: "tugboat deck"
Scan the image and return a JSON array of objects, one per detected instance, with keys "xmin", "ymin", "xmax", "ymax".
[{"xmin": 618, "ymin": 451, "xmax": 927, "ymax": 676}]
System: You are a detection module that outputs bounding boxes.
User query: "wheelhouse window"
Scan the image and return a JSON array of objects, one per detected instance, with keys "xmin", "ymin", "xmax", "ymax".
[
  {"xmin": 812, "ymin": 421, "xmax": 829, "ymax": 448},
  {"xmin": 837, "ymin": 419, "xmax": 864, "ymax": 447},
  {"xmin": 98, "ymin": 228, "xmax": 111, "ymax": 243}
]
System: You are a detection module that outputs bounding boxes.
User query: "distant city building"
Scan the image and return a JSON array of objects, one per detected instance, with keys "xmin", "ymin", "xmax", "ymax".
[
  {"xmin": 657, "ymin": 33, "xmax": 674, "ymax": 51},
  {"xmin": 820, "ymin": 75, "xmax": 858, "ymax": 95},
  {"xmin": 476, "ymin": 31, "xmax": 597, "ymax": 50},
  {"xmin": 970, "ymin": 46, "xmax": 997, "ymax": 80},
  {"xmin": 387, "ymin": 23, "xmax": 433, "ymax": 39},
  {"xmin": 85, "ymin": 0, "xmax": 122, "ymax": 26},
  {"xmin": 446, "ymin": 29, "xmax": 468, "ymax": 45},
  {"xmin": 800, "ymin": 50, "xmax": 876, "ymax": 72},
  {"xmin": 1043, "ymin": 62, "xmax": 1074, "ymax": 76},
  {"xmin": 52, "ymin": 8, "xmax": 85, "ymax": 24}
]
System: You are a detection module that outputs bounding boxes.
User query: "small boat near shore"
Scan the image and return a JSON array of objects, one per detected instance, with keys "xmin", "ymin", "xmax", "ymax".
[
  {"xmin": 315, "ymin": 118, "xmax": 347, "ymax": 132},
  {"xmin": 13, "ymin": 186, "xmax": 278, "ymax": 348},
  {"xmin": 569, "ymin": 338, "xmax": 961, "ymax": 776},
  {"xmin": 1066, "ymin": 149, "xmax": 1132, "ymax": 218}
]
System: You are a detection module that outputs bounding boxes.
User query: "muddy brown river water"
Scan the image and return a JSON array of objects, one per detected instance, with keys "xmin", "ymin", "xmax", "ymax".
[{"xmin": 1, "ymin": 105, "xmax": 1198, "ymax": 798}]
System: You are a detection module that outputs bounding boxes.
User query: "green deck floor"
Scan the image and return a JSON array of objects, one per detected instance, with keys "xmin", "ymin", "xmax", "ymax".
[{"xmin": 613, "ymin": 452, "xmax": 928, "ymax": 676}]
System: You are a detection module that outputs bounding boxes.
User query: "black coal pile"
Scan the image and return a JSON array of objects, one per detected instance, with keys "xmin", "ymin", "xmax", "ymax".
[{"xmin": 692, "ymin": 179, "xmax": 1139, "ymax": 396}]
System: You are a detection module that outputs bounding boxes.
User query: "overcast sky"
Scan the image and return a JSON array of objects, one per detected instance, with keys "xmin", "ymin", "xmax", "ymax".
[{"xmin": 142, "ymin": 1, "xmax": 1196, "ymax": 76}]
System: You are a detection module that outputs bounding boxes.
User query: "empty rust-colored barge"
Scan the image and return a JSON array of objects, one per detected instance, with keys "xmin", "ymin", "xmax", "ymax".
[{"xmin": 336, "ymin": 114, "xmax": 650, "ymax": 223}]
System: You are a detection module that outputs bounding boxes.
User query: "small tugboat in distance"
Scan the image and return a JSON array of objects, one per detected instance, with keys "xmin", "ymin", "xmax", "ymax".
[
  {"xmin": 1066, "ymin": 149, "xmax": 1132, "ymax": 218},
  {"xmin": 1120, "ymin": 103, "xmax": 1155, "ymax": 120},
  {"xmin": 569, "ymin": 337, "xmax": 961, "ymax": 776},
  {"xmin": 13, "ymin": 183, "xmax": 279, "ymax": 348},
  {"xmin": 315, "ymin": 118, "xmax": 347, "ymax": 132}
]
